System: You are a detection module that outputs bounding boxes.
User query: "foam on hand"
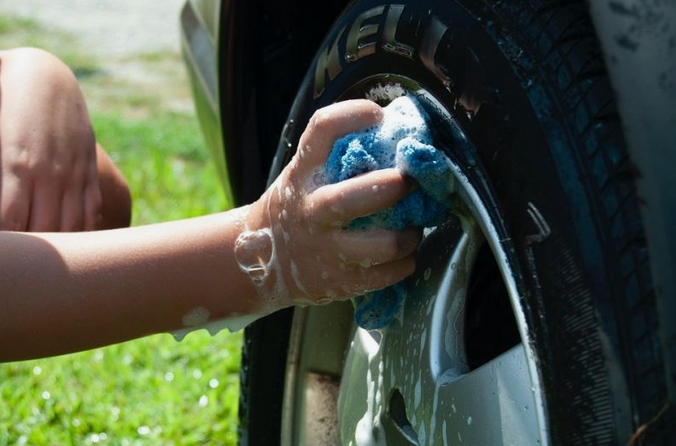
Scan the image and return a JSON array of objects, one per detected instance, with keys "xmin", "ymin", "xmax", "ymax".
[
  {"xmin": 172, "ymin": 96, "xmax": 455, "ymax": 340},
  {"xmin": 325, "ymin": 95, "xmax": 454, "ymax": 329},
  {"xmin": 172, "ymin": 208, "xmax": 284, "ymax": 342}
]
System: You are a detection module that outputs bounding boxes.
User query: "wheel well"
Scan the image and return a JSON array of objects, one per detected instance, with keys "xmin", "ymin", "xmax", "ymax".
[{"xmin": 218, "ymin": 0, "xmax": 351, "ymax": 205}]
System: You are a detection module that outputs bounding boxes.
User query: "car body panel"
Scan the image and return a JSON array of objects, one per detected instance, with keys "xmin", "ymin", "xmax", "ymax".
[
  {"xmin": 589, "ymin": 0, "xmax": 676, "ymax": 404},
  {"xmin": 181, "ymin": 0, "xmax": 234, "ymax": 205}
]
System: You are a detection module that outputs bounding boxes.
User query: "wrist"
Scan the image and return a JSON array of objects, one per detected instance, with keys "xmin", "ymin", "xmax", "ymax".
[{"xmin": 234, "ymin": 190, "xmax": 293, "ymax": 310}]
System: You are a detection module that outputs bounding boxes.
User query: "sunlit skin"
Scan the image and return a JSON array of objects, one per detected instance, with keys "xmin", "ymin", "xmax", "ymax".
[
  {"xmin": 0, "ymin": 99, "xmax": 421, "ymax": 362},
  {"xmin": 0, "ymin": 47, "xmax": 131, "ymax": 231}
]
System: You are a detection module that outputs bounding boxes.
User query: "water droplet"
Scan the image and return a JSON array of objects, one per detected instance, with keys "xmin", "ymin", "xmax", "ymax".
[
  {"xmin": 32, "ymin": 366, "xmax": 42, "ymax": 375},
  {"xmin": 164, "ymin": 372, "xmax": 174, "ymax": 382},
  {"xmin": 192, "ymin": 369, "xmax": 202, "ymax": 380},
  {"xmin": 467, "ymin": 416, "xmax": 473, "ymax": 425},
  {"xmin": 313, "ymin": 171, "xmax": 325, "ymax": 187},
  {"xmin": 137, "ymin": 426, "xmax": 150, "ymax": 436},
  {"xmin": 199, "ymin": 395, "xmax": 208, "ymax": 407},
  {"xmin": 424, "ymin": 268, "xmax": 432, "ymax": 280},
  {"xmin": 209, "ymin": 379, "xmax": 219, "ymax": 389},
  {"xmin": 41, "ymin": 391, "xmax": 51, "ymax": 400}
]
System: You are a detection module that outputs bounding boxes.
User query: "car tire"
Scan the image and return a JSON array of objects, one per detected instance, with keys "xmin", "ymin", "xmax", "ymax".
[{"xmin": 239, "ymin": 1, "xmax": 674, "ymax": 445}]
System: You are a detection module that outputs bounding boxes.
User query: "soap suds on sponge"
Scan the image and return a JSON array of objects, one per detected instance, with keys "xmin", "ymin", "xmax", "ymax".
[{"xmin": 325, "ymin": 95, "xmax": 454, "ymax": 329}]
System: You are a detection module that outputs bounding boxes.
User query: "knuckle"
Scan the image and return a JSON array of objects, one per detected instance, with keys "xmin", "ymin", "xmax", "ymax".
[
  {"xmin": 309, "ymin": 110, "xmax": 333, "ymax": 132},
  {"xmin": 4, "ymin": 150, "xmax": 31, "ymax": 177},
  {"xmin": 313, "ymin": 192, "xmax": 345, "ymax": 225},
  {"xmin": 16, "ymin": 156, "xmax": 57, "ymax": 179},
  {"xmin": 6, "ymin": 162, "xmax": 29, "ymax": 180}
]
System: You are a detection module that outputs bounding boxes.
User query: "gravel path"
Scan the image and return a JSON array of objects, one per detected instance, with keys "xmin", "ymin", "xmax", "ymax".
[{"xmin": 0, "ymin": 0, "xmax": 186, "ymax": 57}]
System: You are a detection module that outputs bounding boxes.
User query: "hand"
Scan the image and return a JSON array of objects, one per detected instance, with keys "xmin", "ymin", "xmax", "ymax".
[
  {"xmin": 241, "ymin": 100, "xmax": 420, "ymax": 308},
  {"xmin": 0, "ymin": 48, "xmax": 102, "ymax": 232}
]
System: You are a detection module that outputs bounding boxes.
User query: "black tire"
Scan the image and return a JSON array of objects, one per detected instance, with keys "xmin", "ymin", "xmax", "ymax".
[{"xmin": 239, "ymin": 1, "xmax": 674, "ymax": 445}]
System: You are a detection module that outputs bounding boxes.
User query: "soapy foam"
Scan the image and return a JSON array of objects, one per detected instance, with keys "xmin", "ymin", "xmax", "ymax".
[
  {"xmin": 355, "ymin": 329, "xmax": 386, "ymax": 446},
  {"xmin": 173, "ymin": 311, "xmax": 269, "ymax": 341},
  {"xmin": 364, "ymin": 83, "xmax": 407, "ymax": 103},
  {"xmin": 234, "ymin": 228, "xmax": 275, "ymax": 285},
  {"xmin": 290, "ymin": 260, "xmax": 308, "ymax": 295},
  {"xmin": 326, "ymin": 96, "xmax": 434, "ymax": 187},
  {"xmin": 181, "ymin": 307, "xmax": 210, "ymax": 327},
  {"xmin": 176, "ymin": 196, "xmax": 292, "ymax": 341},
  {"xmin": 233, "ymin": 180, "xmax": 292, "ymax": 306}
]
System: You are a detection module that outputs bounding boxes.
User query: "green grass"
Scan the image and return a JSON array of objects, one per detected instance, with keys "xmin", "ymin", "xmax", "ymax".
[
  {"xmin": 0, "ymin": 333, "xmax": 242, "ymax": 446},
  {"xmin": 91, "ymin": 111, "xmax": 227, "ymax": 225},
  {"xmin": 0, "ymin": 13, "xmax": 241, "ymax": 446}
]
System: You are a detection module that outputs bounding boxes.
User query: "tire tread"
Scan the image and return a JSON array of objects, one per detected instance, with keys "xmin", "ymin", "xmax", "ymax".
[{"xmin": 502, "ymin": 0, "xmax": 668, "ymax": 444}]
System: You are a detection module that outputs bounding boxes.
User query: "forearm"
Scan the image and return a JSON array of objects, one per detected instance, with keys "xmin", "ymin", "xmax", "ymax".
[
  {"xmin": 0, "ymin": 207, "xmax": 262, "ymax": 361},
  {"xmin": 0, "ymin": 99, "xmax": 420, "ymax": 362}
]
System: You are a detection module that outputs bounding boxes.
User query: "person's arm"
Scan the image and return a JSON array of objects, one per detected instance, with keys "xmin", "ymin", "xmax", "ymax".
[{"xmin": 0, "ymin": 100, "xmax": 420, "ymax": 362}]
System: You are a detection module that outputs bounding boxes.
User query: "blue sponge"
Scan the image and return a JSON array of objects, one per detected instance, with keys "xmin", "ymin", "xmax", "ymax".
[{"xmin": 324, "ymin": 96, "xmax": 454, "ymax": 329}]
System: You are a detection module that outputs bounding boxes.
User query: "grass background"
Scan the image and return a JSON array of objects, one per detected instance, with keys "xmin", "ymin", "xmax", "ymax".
[{"xmin": 0, "ymin": 15, "xmax": 242, "ymax": 446}]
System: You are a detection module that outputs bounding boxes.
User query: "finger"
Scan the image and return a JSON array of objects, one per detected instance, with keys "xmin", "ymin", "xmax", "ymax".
[
  {"xmin": 0, "ymin": 175, "xmax": 31, "ymax": 231},
  {"xmin": 60, "ymin": 188, "xmax": 85, "ymax": 232},
  {"xmin": 297, "ymin": 99, "xmax": 383, "ymax": 167},
  {"xmin": 83, "ymin": 144, "xmax": 104, "ymax": 231},
  {"xmin": 331, "ymin": 228, "xmax": 421, "ymax": 266},
  {"xmin": 310, "ymin": 168, "xmax": 409, "ymax": 224},
  {"xmin": 83, "ymin": 182, "xmax": 103, "ymax": 231},
  {"xmin": 27, "ymin": 182, "xmax": 62, "ymax": 232},
  {"xmin": 337, "ymin": 254, "xmax": 416, "ymax": 298}
]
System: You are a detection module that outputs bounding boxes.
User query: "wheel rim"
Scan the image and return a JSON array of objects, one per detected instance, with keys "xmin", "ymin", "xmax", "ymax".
[{"xmin": 279, "ymin": 80, "xmax": 549, "ymax": 446}]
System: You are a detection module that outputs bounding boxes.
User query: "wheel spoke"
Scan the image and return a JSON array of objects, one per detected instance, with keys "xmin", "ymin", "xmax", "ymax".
[
  {"xmin": 421, "ymin": 345, "xmax": 539, "ymax": 445},
  {"xmin": 337, "ymin": 195, "xmax": 544, "ymax": 445}
]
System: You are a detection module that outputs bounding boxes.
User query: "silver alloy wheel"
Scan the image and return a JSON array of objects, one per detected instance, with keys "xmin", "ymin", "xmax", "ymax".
[{"xmin": 279, "ymin": 87, "xmax": 550, "ymax": 446}]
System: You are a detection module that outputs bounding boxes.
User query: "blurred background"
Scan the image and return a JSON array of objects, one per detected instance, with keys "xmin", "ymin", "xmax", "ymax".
[{"xmin": 0, "ymin": 1, "xmax": 241, "ymax": 445}]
